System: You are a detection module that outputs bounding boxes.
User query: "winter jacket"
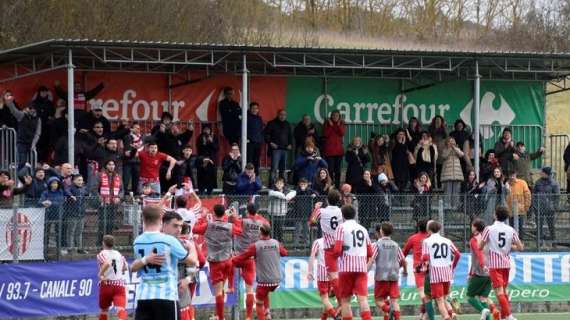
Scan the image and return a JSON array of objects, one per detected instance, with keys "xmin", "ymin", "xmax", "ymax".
[
  {"xmin": 293, "ymin": 151, "xmax": 328, "ymax": 184},
  {"xmin": 415, "ymin": 142, "xmax": 438, "ymax": 176},
  {"xmin": 151, "ymin": 126, "xmax": 193, "ymax": 158},
  {"xmin": 506, "ymin": 178, "xmax": 531, "ymax": 215},
  {"xmin": 532, "ymin": 177, "xmax": 560, "ymax": 213},
  {"xmin": 268, "ymin": 187, "xmax": 296, "ymax": 216},
  {"xmin": 345, "ymin": 144, "xmax": 370, "ymax": 187},
  {"xmin": 294, "ymin": 122, "xmax": 320, "ymax": 151},
  {"xmin": 222, "ymin": 156, "xmax": 242, "ymax": 185},
  {"xmin": 196, "ymin": 133, "xmax": 219, "ymax": 160},
  {"xmin": 247, "ymin": 112, "xmax": 264, "ymax": 144},
  {"xmin": 39, "ymin": 177, "xmax": 67, "ymax": 207},
  {"xmin": 264, "ymin": 118, "xmax": 293, "ymax": 149},
  {"xmin": 564, "ymin": 143, "xmax": 570, "ymax": 172},
  {"xmin": 235, "ymin": 173, "xmax": 262, "ymax": 195},
  {"xmin": 322, "ymin": 120, "xmax": 345, "ymax": 157},
  {"xmin": 391, "ymin": 141, "xmax": 410, "ymax": 188},
  {"xmin": 6, "ymin": 101, "xmax": 41, "ymax": 146},
  {"xmin": 494, "ymin": 139, "xmax": 516, "ymax": 174},
  {"xmin": 219, "ymin": 98, "xmax": 242, "ymax": 140},
  {"xmin": 512, "ymin": 150, "xmax": 543, "ymax": 186},
  {"xmin": 440, "ymin": 146, "xmax": 465, "ymax": 182},
  {"xmin": 68, "ymin": 184, "xmax": 89, "ymax": 216}
]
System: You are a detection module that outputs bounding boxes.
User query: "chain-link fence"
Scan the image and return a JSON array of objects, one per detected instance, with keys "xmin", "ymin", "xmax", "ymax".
[{"xmin": 2, "ymin": 192, "xmax": 570, "ymax": 262}]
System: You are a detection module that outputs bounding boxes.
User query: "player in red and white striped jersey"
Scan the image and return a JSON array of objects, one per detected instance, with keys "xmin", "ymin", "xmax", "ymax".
[
  {"xmin": 308, "ymin": 238, "xmax": 339, "ymax": 320},
  {"xmin": 421, "ymin": 221, "xmax": 461, "ymax": 320},
  {"xmin": 332, "ymin": 205, "xmax": 373, "ymax": 320},
  {"xmin": 479, "ymin": 206, "xmax": 524, "ymax": 320},
  {"xmin": 309, "ymin": 190, "xmax": 344, "ymax": 300},
  {"xmin": 97, "ymin": 235, "xmax": 128, "ymax": 320}
]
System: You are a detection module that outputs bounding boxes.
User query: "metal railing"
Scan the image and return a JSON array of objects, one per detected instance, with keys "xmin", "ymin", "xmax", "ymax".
[
  {"xmin": 548, "ymin": 134, "xmax": 569, "ymax": 190},
  {"xmin": 0, "ymin": 127, "xmax": 18, "ymax": 179}
]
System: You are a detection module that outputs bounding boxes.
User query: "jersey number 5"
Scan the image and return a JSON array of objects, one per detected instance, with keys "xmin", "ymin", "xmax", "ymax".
[{"xmin": 498, "ymin": 232, "xmax": 506, "ymax": 248}]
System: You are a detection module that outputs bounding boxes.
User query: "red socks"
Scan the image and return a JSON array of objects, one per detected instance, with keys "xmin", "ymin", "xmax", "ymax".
[
  {"xmin": 98, "ymin": 314, "xmax": 108, "ymax": 320},
  {"xmin": 320, "ymin": 312, "xmax": 328, "ymax": 320},
  {"xmin": 498, "ymin": 293, "xmax": 512, "ymax": 318},
  {"xmin": 327, "ymin": 308, "xmax": 337, "ymax": 318},
  {"xmin": 394, "ymin": 311, "xmax": 401, "ymax": 320},
  {"xmin": 215, "ymin": 294, "xmax": 225, "ymax": 320},
  {"xmin": 245, "ymin": 293, "xmax": 254, "ymax": 319},
  {"xmin": 188, "ymin": 306, "xmax": 195, "ymax": 320},
  {"xmin": 330, "ymin": 277, "xmax": 339, "ymax": 297},
  {"xmin": 117, "ymin": 309, "xmax": 127, "ymax": 320},
  {"xmin": 360, "ymin": 310, "xmax": 372, "ymax": 320},
  {"xmin": 256, "ymin": 302, "xmax": 266, "ymax": 320},
  {"xmin": 342, "ymin": 317, "xmax": 353, "ymax": 320}
]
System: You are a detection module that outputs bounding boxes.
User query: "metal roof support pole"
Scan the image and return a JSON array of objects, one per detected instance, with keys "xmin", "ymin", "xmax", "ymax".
[
  {"xmin": 168, "ymin": 74, "xmax": 172, "ymax": 114},
  {"xmin": 241, "ymin": 54, "xmax": 249, "ymax": 170},
  {"xmin": 67, "ymin": 49, "xmax": 75, "ymax": 167},
  {"xmin": 474, "ymin": 59, "xmax": 481, "ymax": 180}
]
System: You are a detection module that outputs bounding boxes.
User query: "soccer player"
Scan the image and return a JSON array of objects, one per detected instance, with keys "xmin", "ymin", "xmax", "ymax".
[
  {"xmin": 370, "ymin": 223, "xmax": 407, "ymax": 320},
  {"xmin": 131, "ymin": 206, "xmax": 198, "ymax": 320},
  {"xmin": 332, "ymin": 205, "xmax": 373, "ymax": 320},
  {"xmin": 421, "ymin": 221, "xmax": 461, "ymax": 320},
  {"xmin": 402, "ymin": 219, "xmax": 434, "ymax": 319},
  {"xmin": 480, "ymin": 206, "xmax": 524, "ymax": 320},
  {"xmin": 233, "ymin": 203, "xmax": 270, "ymax": 320},
  {"xmin": 468, "ymin": 219, "xmax": 500, "ymax": 320},
  {"xmin": 97, "ymin": 235, "xmax": 128, "ymax": 320},
  {"xmin": 193, "ymin": 204, "xmax": 242, "ymax": 320},
  {"xmin": 233, "ymin": 224, "xmax": 288, "ymax": 320},
  {"xmin": 308, "ymin": 237, "xmax": 338, "ymax": 320},
  {"xmin": 309, "ymin": 190, "xmax": 344, "ymax": 299}
]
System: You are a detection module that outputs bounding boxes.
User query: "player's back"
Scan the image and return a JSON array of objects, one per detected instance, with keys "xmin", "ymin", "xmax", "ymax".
[
  {"xmin": 133, "ymin": 231, "xmax": 188, "ymax": 301},
  {"xmin": 311, "ymin": 238, "xmax": 327, "ymax": 281},
  {"xmin": 319, "ymin": 206, "xmax": 343, "ymax": 249},
  {"xmin": 254, "ymin": 238, "xmax": 282, "ymax": 284},
  {"xmin": 98, "ymin": 249, "xmax": 127, "ymax": 282},
  {"xmin": 482, "ymin": 221, "xmax": 519, "ymax": 269},
  {"xmin": 422, "ymin": 233, "xmax": 458, "ymax": 283},
  {"xmin": 374, "ymin": 238, "xmax": 402, "ymax": 281},
  {"xmin": 204, "ymin": 219, "xmax": 234, "ymax": 261},
  {"xmin": 336, "ymin": 220, "xmax": 370, "ymax": 273},
  {"xmin": 404, "ymin": 231, "xmax": 428, "ymax": 266},
  {"xmin": 235, "ymin": 215, "xmax": 268, "ymax": 253}
]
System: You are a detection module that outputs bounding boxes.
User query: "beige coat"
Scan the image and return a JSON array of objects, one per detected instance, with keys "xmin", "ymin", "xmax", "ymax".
[{"xmin": 440, "ymin": 146, "xmax": 465, "ymax": 182}]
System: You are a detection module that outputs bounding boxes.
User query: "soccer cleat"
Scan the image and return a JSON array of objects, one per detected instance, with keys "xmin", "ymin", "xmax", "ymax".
[
  {"xmin": 480, "ymin": 308, "xmax": 490, "ymax": 320},
  {"xmin": 416, "ymin": 313, "xmax": 425, "ymax": 320},
  {"xmin": 450, "ymin": 298, "xmax": 461, "ymax": 314},
  {"xmin": 505, "ymin": 316, "xmax": 517, "ymax": 320}
]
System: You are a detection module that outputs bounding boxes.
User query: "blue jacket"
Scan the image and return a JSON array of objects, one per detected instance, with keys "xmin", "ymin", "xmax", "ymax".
[
  {"xmin": 235, "ymin": 173, "xmax": 262, "ymax": 195},
  {"xmin": 39, "ymin": 177, "xmax": 67, "ymax": 207},
  {"xmin": 247, "ymin": 112, "xmax": 264, "ymax": 144},
  {"xmin": 293, "ymin": 153, "xmax": 328, "ymax": 184},
  {"xmin": 68, "ymin": 184, "xmax": 89, "ymax": 215},
  {"xmin": 26, "ymin": 177, "xmax": 47, "ymax": 199}
]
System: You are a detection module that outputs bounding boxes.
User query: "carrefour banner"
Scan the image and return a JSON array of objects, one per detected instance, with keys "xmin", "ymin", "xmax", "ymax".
[
  {"xmin": 0, "ymin": 259, "xmax": 237, "ymax": 318},
  {"xmin": 267, "ymin": 252, "xmax": 570, "ymax": 309}
]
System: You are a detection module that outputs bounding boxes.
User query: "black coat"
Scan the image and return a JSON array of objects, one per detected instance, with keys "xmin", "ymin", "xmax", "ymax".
[
  {"xmin": 264, "ymin": 118, "xmax": 293, "ymax": 149},
  {"xmin": 391, "ymin": 142, "xmax": 410, "ymax": 187},
  {"xmin": 151, "ymin": 126, "xmax": 193, "ymax": 158},
  {"xmin": 345, "ymin": 145, "xmax": 370, "ymax": 186},
  {"xmin": 219, "ymin": 99, "xmax": 242, "ymax": 140},
  {"xmin": 294, "ymin": 122, "xmax": 320, "ymax": 150}
]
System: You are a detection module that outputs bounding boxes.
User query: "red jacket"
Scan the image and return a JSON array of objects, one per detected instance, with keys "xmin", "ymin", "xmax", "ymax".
[{"xmin": 322, "ymin": 120, "xmax": 345, "ymax": 157}]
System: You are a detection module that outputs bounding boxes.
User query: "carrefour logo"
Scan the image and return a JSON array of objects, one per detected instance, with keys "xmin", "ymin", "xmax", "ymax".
[{"xmin": 460, "ymin": 92, "xmax": 516, "ymax": 139}]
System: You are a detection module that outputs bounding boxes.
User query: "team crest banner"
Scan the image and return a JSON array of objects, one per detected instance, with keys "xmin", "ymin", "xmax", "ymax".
[{"xmin": 0, "ymin": 208, "xmax": 45, "ymax": 261}]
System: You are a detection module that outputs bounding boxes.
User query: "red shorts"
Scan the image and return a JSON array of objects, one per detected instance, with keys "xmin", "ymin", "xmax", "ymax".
[
  {"xmin": 374, "ymin": 281, "xmax": 400, "ymax": 299},
  {"xmin": 337, "ymin": 272, "xmax": 368, "ymax": 299},
  {"xmin": 234, "ymin": 258, "xmax": 256, "ymax": 286},
  {"xmin": 317, "ymin": 280, "xmax": 330, "ymax": 296},
  {"xmin": 209, "ymin": 260, "xmax": 233, "ymax": 285},
  {"xmin": 99, "ymin": 282, "xmax": 126, "ymax": 310},
  {"xmin": 255, "ymin": 285, "xmax": 278, "ymax": 301},
  {"xmin": 430, "ymin": 282, "xmax": 451, "ymax": 299},
  {"xmin": 414, "ymin": 272, "xmax": 426, "ymax": 288},
  {"xmin": 324, "ymin": 249, "xmax": 338, "ymax": 273},
  {"xmin": 180, "ymin": 306, "xmax": 191, "ymax": 320},
  {"xmin": 489, "ymin": 268, "xmax": 510, "ymax": 289}
]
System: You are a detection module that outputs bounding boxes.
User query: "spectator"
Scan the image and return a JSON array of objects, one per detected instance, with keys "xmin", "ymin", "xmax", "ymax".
[
  {"xmin": 391, "ymin": 128, "xmax": 411, "ymax": 191},
  {"xmin": 93, "ymin": 160, "xmax": 123, "ymax": 242},
  {"xmin": 0, "ymin": 90, "xmax": 18, "ymax": 129},
  {"xmin": 480, "ymin": 149, "xmax": 499, "ymax": 182},
  {"xmin": 440, "ymin": 137, "xmax": 465, "ymax": 208},
  {"xmin": 354, "ymin": 170, "xmax": 378, "ymax": 230},
  {"xmin": 30, "ymin": 86, "xmax": 55, "ymax": 162},
  {"xmin": 345, "ymin": 136, "xmax": 369, "ymax": 187},
  {"xmin": 100, "ymin": 138, "xmax": 123, "ymax": 174},
  {"xmin": 19, "ymin": 165, "xmax": 47, "ymax": 203},
  {"xmin": 222, "ymin": 144, "xmax": 243, "ymax": 194},
  {"xmin": 268, "ymin": 177, "xmax": 296, "ymax": 241},
  {"xmin": 412, "ymin": 172, "xmax": 432, "ymax": 222},
  {"xmin": 565, "ymin": 142, "xmax": 570, "ymax": 195},
  {"xmin": 151, "ymin": 113, "xmax": 193, "ymax": 158},
  {"xmin": 0, "ymin": 170, "xmax": 32, "ymax": 207},
  {"xmin": 506, "ymin": 171, "xmax": 531, "ymax": 238},
  {"xmin": 122, "ymin": 122, "xmax": 143, "ymax": 194},
  {"xmin": 196, "ymin": 124, "xmax": 219, "ymax": 195},
  {"xmin": 136, "ymin": 142, "xmax": 177, "ymax": 194},
  {"xmin": 494, "ymin": 128, "xmax": 516, "ymax": 174},
  {"xmin": 313, "ymin": 168, "xmax": 333, "ymax": 196},
  {"xmin": 54, "ymin": 80, "xmax": 104, "ymax": 111},
  {"xmin": 461, "ymin": 169, "xmax": 484, "ymax": 221},
  {"xmin": 264, "ymin": 109, "xmax": 293, "ymax": 183},
  {"xmin": 376, "ymin": 173, "xmax": 398, "ymax": 222},
  {"xmin": 177, "ymin": 145, "xmax": 196, "ymax": 190},
  {"xmin": 429, "ymin": 115, "xmax": 447, "ymax": 188},
  {"xmin": 340, "ymin": 183, "xmax": 359, "ymax": 216},
  {"xmin": 294, "ymin": 114, "xmax": 320, "ymax": 154},
  {"xmin": 40, "ymin": 176, "xmax": 68, "ymax": 255},
  {"xmin": 292, "ymin": 178, "xmax": 316, "ymax": 243},
  {"xmin": 81, "ymin": 121, "xmax": 108, "ymax": 189},
  {"xmin": 414, "ymin": 131, "xmax": 438, "ymax": 183},
  {"xmin": 80, "ymin": 105, "xmax": 111, "ymax": 135},
  {"xmin": 481, "ymin": 167, "xmax": 508, "ymax": 225},
  {"xmin": 219, "ymin": 87, "xmax": 242, "ymax": 145},
  {"xmin": 354, "ymin": 170, "xmax": 378, "ymax": 194},
  {"xmin": 405, "ymin": 117, "xmax": 423, "ymax": 152},
  {"xmin": 449, "ymin": 119, "xmax": 470, "ymax": 154},
  {"xmin": 246, "ymin": 102, "xmax": 264, "ymax": 174},
  {"xmin": 236, "ymin": 163, "xmax": 262, "ymax": 195},
  {"xmin": 369, "ymin": 134, "xmax": 393, "ymax": 179},
  {"xmin": 321, "ymin": 110, "xmax": 345, "ymax": 188},
  {"xmin": 513, "ymin": 141, "xmax": 545, "ymax": 188},
  {"xmin": 5, "ymin": 95, "xmax": 42, "ymax": 169},
  {"xmin": 293, "ymin": 141, "xmax": 328, "ymax": 185},
  {"xmin": 67, "ymin": 174, "xmax": 89, "ymax": 254},
  {"xmin": 532, "ymin": 167, "xmax": 560, "ymax": 245}
]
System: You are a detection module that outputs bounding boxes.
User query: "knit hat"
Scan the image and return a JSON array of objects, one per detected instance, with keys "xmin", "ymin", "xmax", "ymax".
[
  {"xmin": 377, "ymin": 173, "xmax": 388, "ymax": 183},
  {"xmin": 541, "ymin": 166, "xmax": 552, "ymax": 176}
]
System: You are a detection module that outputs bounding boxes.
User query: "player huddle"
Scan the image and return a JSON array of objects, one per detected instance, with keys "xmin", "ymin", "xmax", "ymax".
[
  {"xmin": 96, "ymin": 189, "xmax": 523, "ymax": 320},
  {"xmin": 308, "ymin": 190, "xmax": 523, "ymax": 320}
]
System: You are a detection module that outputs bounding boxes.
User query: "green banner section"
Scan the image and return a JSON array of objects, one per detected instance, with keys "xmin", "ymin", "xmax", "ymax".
[{"xmin": 267, "ymin": 284, "xmax": 568, "ymax": 309}]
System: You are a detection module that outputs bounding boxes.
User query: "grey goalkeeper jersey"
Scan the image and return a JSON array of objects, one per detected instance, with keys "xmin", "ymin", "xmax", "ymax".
[
  {"xmin": 254, "ymin": 239, "xmax": 282, "ymax": 284},
  {"xmin": 374, "ymin": 238, "xmax": 402, "ymax": 282},
  {"xmin": 205, "ymin": 220, "xmax": 234, "ymax": 262}
]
